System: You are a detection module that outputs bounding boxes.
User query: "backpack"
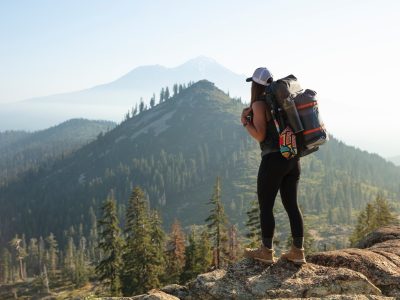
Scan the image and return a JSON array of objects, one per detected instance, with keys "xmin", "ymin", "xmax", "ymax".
[{"xmin": 266, "ymin": 75, "xmax": 328, "ymax": 158}]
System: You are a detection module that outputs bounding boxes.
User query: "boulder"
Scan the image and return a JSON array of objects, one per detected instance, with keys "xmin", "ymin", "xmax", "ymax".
[
  {"xmin": 356, "ymin": 226, "xmax": 400, "ymax": 249},
  {"xmin": 308, "ymin": 226, "xmax": 400, "ymax": 297}
]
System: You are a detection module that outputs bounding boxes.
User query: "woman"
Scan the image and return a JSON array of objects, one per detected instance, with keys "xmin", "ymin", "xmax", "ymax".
[{"xmin": 241, "ymin": 67, "xmax": 306, "ymax": 265}]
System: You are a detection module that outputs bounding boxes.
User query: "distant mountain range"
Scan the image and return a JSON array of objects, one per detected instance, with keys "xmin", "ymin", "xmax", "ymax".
[
  {"xmin": 0, "ymin": 118, "xmax": 115, "ymax": 185},
  {"xmin": 0, "ymin": 80, "xmax": 399, "ymax": 248},
  {"xmin": 0, "ymin": 56, "xmax": 247, "ymax": 131},
  {"xmin": 388, "ymin": 155, "xmax": 400, "ymax": 166}
]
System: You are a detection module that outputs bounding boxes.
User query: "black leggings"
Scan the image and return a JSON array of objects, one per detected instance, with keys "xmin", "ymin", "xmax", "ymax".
[{"xmin": 257, "ymin": 151, "xmax": 304, "ymax": 240}]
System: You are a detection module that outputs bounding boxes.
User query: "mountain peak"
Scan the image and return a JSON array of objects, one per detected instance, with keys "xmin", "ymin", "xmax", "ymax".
[{"xmin": 180, "ymin": 55, "xmax": 218, "ymax": 66}]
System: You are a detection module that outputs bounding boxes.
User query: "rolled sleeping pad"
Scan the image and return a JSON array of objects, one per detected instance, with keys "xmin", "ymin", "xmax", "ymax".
[
  {"xmin": 281, "ymin": 98, "xmax": 304, "ymax": 133},
  {"xmin": 272, "ymin": 75, "xmax": 304, "ymax": 133}
]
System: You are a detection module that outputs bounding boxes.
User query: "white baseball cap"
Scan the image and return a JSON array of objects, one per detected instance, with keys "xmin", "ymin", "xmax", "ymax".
[{"xmin": 246, "ymin": 67, "xmax": 273, "ymax": 86}]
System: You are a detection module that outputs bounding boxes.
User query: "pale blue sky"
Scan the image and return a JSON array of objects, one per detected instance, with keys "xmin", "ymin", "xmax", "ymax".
[{"xmin": 1, "ymin": 0, "xmax": 400, "ymax": 156}]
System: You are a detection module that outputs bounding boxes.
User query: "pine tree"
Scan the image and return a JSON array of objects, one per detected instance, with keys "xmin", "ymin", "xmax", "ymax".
[
  {"xmin": 150, "ymin": 93, "xmax": 156, "ymax": 108},
  {"xmin": 38, "ymin": 237, "xmax": 45, "ymax": 274},
  {"xmin": 96, "ymin": 192, "xmax": 124, "ymax": 296},
  {"xmin": 349, "ymin": 194, "xmax": 398, "ymax": 246},
  {"xmin": 27, "ymin": 238, "xmax": 40, "ymax": 277},
  {"xmin": 181, "ymin": 227, "xmax": 212, "ymax": 283},
  {"xmin": 124, "ymin": 110, "xmax": 130, "ymax": 121},
  {"xmin": 181, "ymin": 227, "xmax": 197, "ymax": 283},
  {"xmin": 121, "ymin": 186, "xmax": 164, "ymax": 295},
  {"xmin": 132, "ymin": 104, "xmax": 138, "ymax": 116},
  {"xmin": 349, "ymin": 202, "xmax": 376, "ymax": 246},
  {"xmin": 159, "ymin": 88, "xmax": 165, "ymax": 104},
  {"xmin": 74, "ymin": 236, "xmax": 89, "ymax": 287},
  {"xmin": 374, "ymin": 193, "xmax": 397, "ymax": 226},
  {"xmin": 45, "ymin": 233, "xmax": 58, "ymax": 279},
  {"xmin": 227, "ymin": 225, "xmax": 241, "ymax": 263},
  {"xmin": 148, "ymin": 209, "xmax": 166, "ymax": 284},
  {"xmin": 205, "ymin": 176, "xmax": 229, "ymax": 269},
  {"xmin": 1, "ymin": 248, "xmax": 11, "ymax": 283},
  {"xmin": 165, "ymin": 87, "xmax": 170, "ymax": 101},
  {"xmin": 165, "ymin": 219, "xmax": 186, "ymax": 283},
  {"xmin": 196, "ymin": 229, "xmax": 212, "ymax": 273},
  {"xmin": 245, "ymin": 198, "xmax": 261, "ymax": 247},
  {"xmin": 88, "ymin": 206, "xmax": 99, "ymax": 263},
  {"xmin": 139, "ymin": 98, "xmax": 145, "ymax": 113},
  {"xmin": 64, "ymin": 236, "xmax": 75, "ymax": 281},
  {"xmin": 173, "ymin": 83, "xmax": 178, "ymax": 97},
  {"xmin": 9, "ymin": 235, "xmax": 27, "ymax": 281}
]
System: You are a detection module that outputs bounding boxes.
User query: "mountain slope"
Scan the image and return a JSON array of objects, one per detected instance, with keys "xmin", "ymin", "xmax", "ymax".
[
  {"xmin": 0, "ymin": 56, "xmax": 247, "ymax": 131},
  {"xmin": 0, "ymin": 118, "xmax": 115, "ymax": 185},
  {"xmin": 0, "ymin": 80, "xmax": 399, "ymax": 248},
  {"xmin": 388, "ymin": 155, "xmax": 400, "ymax": 166}
]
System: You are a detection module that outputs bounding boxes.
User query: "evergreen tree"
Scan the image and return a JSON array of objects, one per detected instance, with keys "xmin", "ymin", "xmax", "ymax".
[
  {"xmin": 64, "ymin": 236, "xmax": 76, "ymax": 281},
  {"xmin": 159, "ymin": 88, "xmax": 165, "ymax": 104},
  {"xmin": 205, "ymin": 176, "xmax": 229, "ymax": 269},
  {"xmin": 374, "ymin": 193, "xmax": 397, "ymax": 226},
  {"xmin": 165, "ymin": 87, "xmax": 170, "ymax": 101},
  {"xmin": 349, "ymin": 194, "xmax": 398, "ymax": 246},
  {"xmin": 245, "ymin": 198, "xmax": 261, "ymax": 247},
  {"xmin": 96, "ymin": 192, "xmax": 123, "ymax": 296},
  {"xmin": 9, "ymin": 235, "xmax": 27, "ymax": 281},
  {"xmin": 227, "ymin": 225, "xmax": 240, "ymax": 263},
  {"xmin": 181, "ymin": 227, "xmax": 212, "ymax": 283},
  {"xmin": 150, "ymin": 93, "xmax": 156, "ymax": 108},
  {"xmin": 181, "ymin": 227, "xmax": 197, "ymax": 283},
  {"xmin": 173, "ymin": 84, "xmax": 178, "ymax": 97},
  {"xmin": 149, "ymin": 209, "xmax": 166, "ymax": 284},
  {"xmin": 349, "ymin": 202, "xmax": 376, "ymax": 246},
  {"xmin": 196, "ymin": 229, "xmax": 212, "ymax": 273},
  {"xmin": 27, "ymin": 238, "xmax": 40, "ymax": 277},
  {"xmin": 1, "ymin": 248, "xmax": 11, "ymax": 283},
  {"xmin": 45, "ymin": 233, "xmax": 58, "ymax": 279},
  {"xmin": 121, "ymin": 186, "xmax": 164, "ymax": 296},
  {"xmin": 131, "ymin": 104, "xmax": 138, "ymax": 116},
  {"xmin": 165, "ymin": 219, "xmax": 186, "ymax": 284},
  {"xmin": 139, "ymin": 98, "xmax": 145, "ymax": 113},
  {"xmin": 88, "ymin": 206, "xmax": 99, "ymax": 263},
  {"xmin": 74, "ymin": 236, "xmax": 89, "ymax": 287},
  {"xmin": 124, "ymin": 110, "xmax": 130, "ymax": 121},
  {"xmin": 38, "ymin": 237, "xmax": 45, "ymax": 274}
]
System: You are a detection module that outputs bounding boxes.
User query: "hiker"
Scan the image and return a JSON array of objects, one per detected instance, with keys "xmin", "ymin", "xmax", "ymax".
[{"xmin": 241, "ymin": 67, "xmax": 306, "ymax": 265}]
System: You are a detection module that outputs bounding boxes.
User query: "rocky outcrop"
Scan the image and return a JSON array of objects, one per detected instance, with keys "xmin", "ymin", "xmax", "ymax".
[
  {"xmin": 308, "ymin": 226, "xmax": 400, "ymax": 298},
  {"xmin": 161, "ymin": 259, "xmax": 384, "ymax": 299},
  {"xmin": 114, "ymin": 226, "xmax": 400, "ymax": 300},
  {"xmin": 113, "ymin": 289, "xmax": 180, "ymax": 299},
  {"xmin": 355, "ymin": 226, "xmax": 400, "ymax": 249}
]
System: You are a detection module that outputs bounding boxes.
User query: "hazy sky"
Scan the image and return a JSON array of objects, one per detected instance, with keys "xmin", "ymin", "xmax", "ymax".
[{"xmin": 1, "ymin": 0, "xmax": 400, "ymax": 156}]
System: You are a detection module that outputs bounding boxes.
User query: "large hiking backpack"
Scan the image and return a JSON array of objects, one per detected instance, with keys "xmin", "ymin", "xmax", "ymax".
[{"xmin": 266, "ymin": 75, "xmax": 328, "ymax": 157}]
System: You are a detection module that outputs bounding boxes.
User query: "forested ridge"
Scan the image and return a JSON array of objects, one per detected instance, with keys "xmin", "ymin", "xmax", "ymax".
[
  {"xmin": 0, "ymin": 79, "xmax": 399, "ymax": 251},
  {"xmin": 0, "ymin": 118, "xmax": 116, "ymax": 186}
]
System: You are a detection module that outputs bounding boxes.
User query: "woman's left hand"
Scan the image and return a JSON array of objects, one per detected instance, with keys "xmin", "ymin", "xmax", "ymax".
[{"xmin": 241, "ymin": 107, "xmax": 252, "ymax": 125}]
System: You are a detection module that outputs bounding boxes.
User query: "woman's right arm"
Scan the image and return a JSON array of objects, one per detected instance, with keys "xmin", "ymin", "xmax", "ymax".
[{"xmin": 243, "ymin": 101, "xmax": 267, "ymax": 142}]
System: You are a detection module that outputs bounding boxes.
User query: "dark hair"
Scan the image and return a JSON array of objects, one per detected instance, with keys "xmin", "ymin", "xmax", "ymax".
[
  {"xmin": 250, "ymin": 81, "xmax": 265, "ymax": 105},
  {"xmin": 250, "ymin": 81, "xmax": 272, "ymax": 121}
]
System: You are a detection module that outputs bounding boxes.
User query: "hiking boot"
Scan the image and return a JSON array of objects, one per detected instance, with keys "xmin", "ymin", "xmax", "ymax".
[
  {"xmin": 280, "ymin": 244, "xmax": 306, "ymax": 265},
  {"xmin": 243, "ymin": 245, "xmax": 276, "ymax": 264}
]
